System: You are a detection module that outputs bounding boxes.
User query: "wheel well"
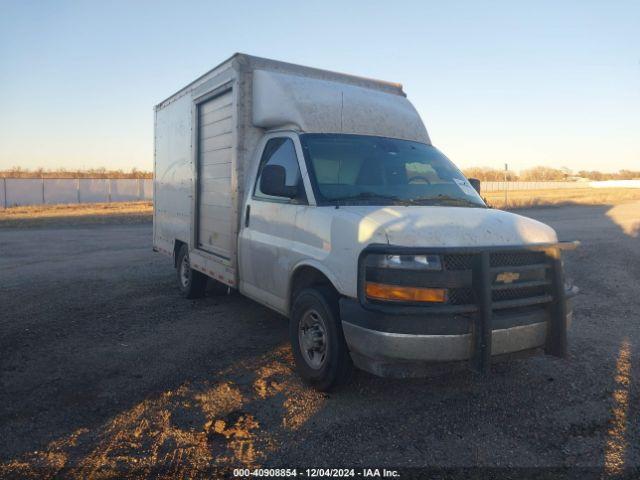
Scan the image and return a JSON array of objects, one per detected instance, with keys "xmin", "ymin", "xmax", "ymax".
[
  {"xmin": 289, "ymin": 266, "xmax": 338, "ymax": 310},
  {"xmin": 173, "ymin": 240, "xmax": 186, "ymax": 268}
]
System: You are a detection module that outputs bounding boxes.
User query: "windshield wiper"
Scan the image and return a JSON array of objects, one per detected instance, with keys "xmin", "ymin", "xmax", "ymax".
[
  {"xmin": 408, "ymin": 194, "xmax": 485, "ymax": 208},
  {"xmin": 327, "ymin": 192, "xmax": 485, "ymax": 208},
  {"xmin": 328, "ymin": 192, "xmax": 408, "ymax": 205}
]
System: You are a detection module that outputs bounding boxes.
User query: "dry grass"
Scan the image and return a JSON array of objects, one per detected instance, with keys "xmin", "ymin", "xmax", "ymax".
[
  {"xmin": 1, "ymin": 188, "xmax": 639, "ymax": 228},
  {"xmin": 484, "ymin": 188, "xmax": 640, "ymax": 210},
  {"xmin": 0, "ymin": 201, "xmax": 152, "ymax": 228}
]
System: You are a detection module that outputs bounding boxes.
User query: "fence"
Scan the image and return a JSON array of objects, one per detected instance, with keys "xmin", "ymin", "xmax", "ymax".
[
  {"xmin": 1, "ymin": 178, "xmax": 153, "ymax": 208},
  {"xmin": 481, "ymin": 181, "xmax": 590, "ymax": 192},
  {"xmin": 480, "ymin": 180, "xmax": 640, "ymax": 192},
  {"xmin": 2, "ymin": 178, "xmax": 638, "ymax": 208}
]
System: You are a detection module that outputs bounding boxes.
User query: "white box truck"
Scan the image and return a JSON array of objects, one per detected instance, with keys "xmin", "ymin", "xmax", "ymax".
[{"xmin": 154, "ymin": 53, "xmax": 577, "ymax": 390}]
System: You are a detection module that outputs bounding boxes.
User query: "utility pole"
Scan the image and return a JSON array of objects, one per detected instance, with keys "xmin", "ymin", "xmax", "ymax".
[{"xmin": 504, "ymin": 163, "xmax": 508, "ymax": 208}]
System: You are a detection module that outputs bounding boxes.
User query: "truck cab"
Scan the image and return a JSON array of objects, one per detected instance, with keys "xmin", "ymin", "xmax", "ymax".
[{"xmin": 154, "ymin": 54, "xmax": 577, "ymax": 390}]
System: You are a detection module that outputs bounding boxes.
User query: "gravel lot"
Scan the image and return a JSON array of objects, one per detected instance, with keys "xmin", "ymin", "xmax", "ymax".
[{"xmin": 1, "ymin": 202, "xmax": 638, "ymax": 477}]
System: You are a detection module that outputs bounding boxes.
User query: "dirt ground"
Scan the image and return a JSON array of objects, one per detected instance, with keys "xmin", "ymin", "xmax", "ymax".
[{"xmin": 0, "ymin": 201, "xmax": 638, "ymax": 478}]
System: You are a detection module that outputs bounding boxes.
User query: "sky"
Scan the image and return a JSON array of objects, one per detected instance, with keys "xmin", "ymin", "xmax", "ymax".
[{"xmin": 0, "ymin": 0, "xmax": 638, "ymax": 173}]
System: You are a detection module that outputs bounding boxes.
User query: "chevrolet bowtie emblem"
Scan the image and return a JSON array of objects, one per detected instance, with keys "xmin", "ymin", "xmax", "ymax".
[{"xmin": 496, "ymin": 272, "xmax": 520, "ymax": 284}]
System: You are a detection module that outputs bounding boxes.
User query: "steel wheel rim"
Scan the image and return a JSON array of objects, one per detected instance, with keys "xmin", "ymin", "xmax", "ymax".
[
  {"xmin": 298, "ymin": 309, "xmax": 328, "ymax": 370},
  {"xmin": 180, "ymin": 255, "xmax": 190, "ymax": 288}
]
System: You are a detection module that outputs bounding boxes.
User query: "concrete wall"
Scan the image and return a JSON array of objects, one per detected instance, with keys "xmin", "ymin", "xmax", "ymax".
[
  {"xmin": 1, "ymin": 178, "xmax": 153, "ymax": 208},
  {"xmin": 1, "ymin": 177, "xmax": 637, "ymax": 208},
  {"xmin": 481, "ymin": 180, "xmax": 640, "ymax": 192},
  {"xmin": 589, "ymin": 180, "xmax": 640, "ymax": 189},
  {"xmin": 481, "ymin": 181, "xmax": 591, "ymax": 192}
]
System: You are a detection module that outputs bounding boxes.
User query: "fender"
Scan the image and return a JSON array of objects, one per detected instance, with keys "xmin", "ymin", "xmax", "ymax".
[{"xmin": 287, "ymin": 259, "xmax": 345, "ymax": 311}]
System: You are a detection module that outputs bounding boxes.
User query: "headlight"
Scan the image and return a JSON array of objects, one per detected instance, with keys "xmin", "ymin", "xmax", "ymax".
[
  {"xmin": 363, "ymin": 252, "xmax": 446, "ymax": 303},
  {"xmin": 366, "ymin": 254, "xmax": 442, "ymax": 271}
]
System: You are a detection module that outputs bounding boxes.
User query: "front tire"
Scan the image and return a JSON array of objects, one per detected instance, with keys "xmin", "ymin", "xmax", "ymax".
[
  {"xmin": 290, "ymin": 287, "xmax": 353, "ymax": 391},
  {"xmin": 176, "ymin": 244, "xmax": 207, "ymax": 299}
]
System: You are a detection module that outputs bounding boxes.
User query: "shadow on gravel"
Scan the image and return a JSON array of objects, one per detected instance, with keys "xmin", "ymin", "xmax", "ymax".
[
  {"xmin": 1, "ymin": 341, "xmax": 326, "ymax": 478},
  {"xmin": 0, "ymin": 201, "xmax": 638, "ymax": 476}
]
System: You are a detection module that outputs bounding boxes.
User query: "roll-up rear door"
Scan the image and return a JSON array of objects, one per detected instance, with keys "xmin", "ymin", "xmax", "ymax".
[{"xmin": 196, "ymin": 90, "xmax": 233, "ymax": 258}]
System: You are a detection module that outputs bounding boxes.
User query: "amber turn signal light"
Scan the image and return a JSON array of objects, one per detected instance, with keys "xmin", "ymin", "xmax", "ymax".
[{"xmin": 365, "ymin": 282, "xmax": 447, "ymax": 303}]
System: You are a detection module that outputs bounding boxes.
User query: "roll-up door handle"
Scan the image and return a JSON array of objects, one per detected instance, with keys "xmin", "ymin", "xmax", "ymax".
[{"xmin": 245, "ymin": 205, "xmax": 251, "ymax": 227}]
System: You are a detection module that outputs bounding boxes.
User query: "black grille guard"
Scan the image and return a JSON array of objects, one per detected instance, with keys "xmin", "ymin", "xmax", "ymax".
[{"xmin": 357, "ymin": 241, "xmax": 580, "ymax": 374}]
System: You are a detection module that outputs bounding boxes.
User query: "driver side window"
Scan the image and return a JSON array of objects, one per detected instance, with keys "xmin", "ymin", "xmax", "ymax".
[{"xmin": 254, "ymin": 138, "xmax": 306, "ymax": 202}]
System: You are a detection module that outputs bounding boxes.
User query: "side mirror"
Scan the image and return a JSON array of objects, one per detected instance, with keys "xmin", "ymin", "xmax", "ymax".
[
  {"xmin": 260, "ymin": 164, "xmax": 298, "ymax": 198},
  {"xmin": 468, "ymin": 178, "xmax": 481, "ymax": 194}
]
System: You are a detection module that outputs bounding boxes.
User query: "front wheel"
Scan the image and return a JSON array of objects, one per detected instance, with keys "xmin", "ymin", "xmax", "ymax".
[
  {"xmin": 290, "ymin": 287, "xmax": 353, "ymax": 391},
  {"xmin": 176, "ymin": 244, "xmax": 207, "ymax": 299}
]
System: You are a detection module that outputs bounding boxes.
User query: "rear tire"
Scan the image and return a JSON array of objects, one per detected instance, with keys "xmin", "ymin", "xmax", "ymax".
[
  {"xmin": 176, "ymin": 244, "xmax": 207, "ymax": 299},
  {"xmin": 290, "ymin": 287, "xmax": 353, "ymax": 391}
]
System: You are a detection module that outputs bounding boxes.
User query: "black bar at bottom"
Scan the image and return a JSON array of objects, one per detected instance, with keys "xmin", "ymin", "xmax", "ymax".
[
  {"xmin": 471, "ymin": 252, "xmax": 492, "ymax": 374},
  {"xmin": 546, "ymin": 248, "xmax": 568, "ymax": 357}
]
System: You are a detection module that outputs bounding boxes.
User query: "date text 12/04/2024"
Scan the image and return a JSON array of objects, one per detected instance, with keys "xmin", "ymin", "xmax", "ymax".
[{"xmin": 232, "ymin": 468, "xmax": 400, "ymax": 478}]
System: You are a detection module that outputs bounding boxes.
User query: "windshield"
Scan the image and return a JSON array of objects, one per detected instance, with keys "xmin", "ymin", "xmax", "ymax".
[{"xmin": 299, "ymin": 134, "xmax": 486, "ymax": 207}]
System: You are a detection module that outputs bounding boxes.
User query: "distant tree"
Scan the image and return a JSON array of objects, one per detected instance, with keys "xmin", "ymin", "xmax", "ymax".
[
  {"xmin": 519, "ymin": 166, "xmax": 566, "ymax": 181},
  {"xmin": 578, "ymin": 170, "xmax": 600, "ymax": 180},
  {"xmin": 577, "ymin": 170, "xmax": 640, "ymax": 181},
  {"xmin": 618, "ymin": 170, "xmax": 640, "ymax": 180},
  {"xmin": 462, "ymin": 167, "xmax": 518, "ymax": 181}
]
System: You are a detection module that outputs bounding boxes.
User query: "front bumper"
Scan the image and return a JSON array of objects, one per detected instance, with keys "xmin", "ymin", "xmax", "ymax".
[{"xmin": 341, "ymin": 296, "xmax": 574, "ymax": 376}]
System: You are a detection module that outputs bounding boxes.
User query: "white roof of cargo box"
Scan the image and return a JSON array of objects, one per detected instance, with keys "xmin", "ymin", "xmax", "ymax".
[{"xmin": 156, "ymin": 53, "xmax": 430, "ymax": 144}]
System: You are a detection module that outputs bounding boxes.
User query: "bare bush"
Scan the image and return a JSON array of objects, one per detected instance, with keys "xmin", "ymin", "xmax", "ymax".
[
  {"xmin": 464, "ymin": 166, "xmax": 639, "ymax": 182},
  {"xmin": 577, "ymin": 170, "xmax": 640, "ymax": 181},
  {"xmin": 519, "ymin": 166, "xmax": 568, "ymax": 181}
]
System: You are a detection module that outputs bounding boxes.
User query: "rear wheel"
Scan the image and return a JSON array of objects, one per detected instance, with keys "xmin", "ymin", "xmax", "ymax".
[
  {"xmin": 176, "ymin": 244, "xmax": 207, "ymax": 299},
  {"xmin": 290, "ymin": 287, "xmax": 353, "ymax": 391}
]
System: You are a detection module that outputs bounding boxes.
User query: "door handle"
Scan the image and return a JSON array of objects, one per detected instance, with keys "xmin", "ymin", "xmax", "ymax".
[{"xmin": 245, "ymin": 205, "xmax": 251, "ymax": 227}]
